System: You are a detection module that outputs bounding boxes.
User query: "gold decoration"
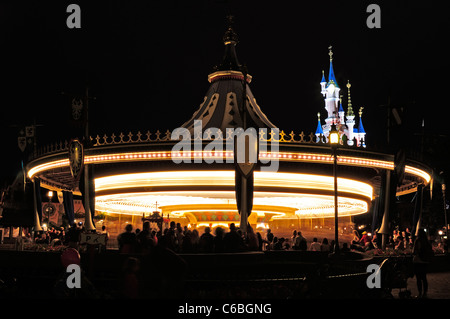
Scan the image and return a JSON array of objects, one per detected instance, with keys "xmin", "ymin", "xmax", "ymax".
[{"xmin": 346, "ymin": 80, "xmax": 355, "ymax": 117}]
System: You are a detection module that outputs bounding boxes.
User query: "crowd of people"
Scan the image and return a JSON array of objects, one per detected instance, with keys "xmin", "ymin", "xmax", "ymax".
[
  {"xmin": 16, "ymin": 221, "xmax": 447, "ymax": 259},
  {"xmin": 349, "ymin": 226, "xmax": 447, "ymax": 254},
  {"xmin": 115, "ymin": 222, "xmax": 353, "ymax": 255},
  {"xmin": 22, "ymin": 222, "xmax": 108, "ymax": 250},
  {"xmin": 13, "ymin": 226, "xmax": 70, "ymax": 247},
  {"xmin": 117, "ymin": 222, "xmax": 261, "ymax": 254}
]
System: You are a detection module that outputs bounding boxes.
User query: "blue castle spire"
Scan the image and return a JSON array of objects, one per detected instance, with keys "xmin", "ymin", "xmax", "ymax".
[
  {"xmin": 327, "ymin": 46, "xmax": 339, "ymax": 88},
  {"xmin": 315, "ymin": 113, "xmax": 324, "ymax": 135},
  {"xmin": 321, "ymin": 70, "xmax": 326, "ymax": 84},
  {"xmin": 358, "ymin": 107, "xmax": 366, "ymax": 133},
  {"xmin": 339, "ymin": 99, "xmax": 344, "ymax": 113}
]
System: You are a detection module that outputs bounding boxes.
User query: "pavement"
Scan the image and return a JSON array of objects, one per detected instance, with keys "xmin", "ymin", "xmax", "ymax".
[{"xmin": 392, "ymin": 271, "xmax": 450, "ymax": 299}]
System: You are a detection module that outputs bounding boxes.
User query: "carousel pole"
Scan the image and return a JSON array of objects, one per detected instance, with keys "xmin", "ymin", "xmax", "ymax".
[
  {"xmin": 32, "ymin": 178, "xmax": 43, "ymax": 234},
  {"xmin": 240, "ymin": 62, "xmax": 248, "ymax": 236},
  {"xmin": 379, "ymin": 170, "xmax": 391, "ymax": 250},
  {"xmin": 83, "ymin": 86, "xmax": 96, "ymax": 232}
]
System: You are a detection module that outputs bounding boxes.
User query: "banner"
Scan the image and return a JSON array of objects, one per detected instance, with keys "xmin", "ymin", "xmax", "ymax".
[
  {"xmin": 17, "ymin": 126, "xmax": 34, "ymax": 153},
  {"xmin": 80, "ymin": 233, "xmax": 107, "ymax": 245},
  {"xmin": 66, "ymin": 91, "xmax": 88, "ymax": 138}
]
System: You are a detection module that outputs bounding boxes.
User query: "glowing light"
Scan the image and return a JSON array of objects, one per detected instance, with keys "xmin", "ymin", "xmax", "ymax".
[
  {"xmin": 256, "ymin": 223, "xmax": 270, "ymax": 229},
  {"xmin": 27, "ymin": 159, "xmax": 69, "ymax": 179},
  {"xmin": 27, "ymin": 150, "xmax": 431, "ymax": 187},
  {"xmin": 197, "ymin": 222, "xmax": 231, "ymax": 228},
  {"xmin": 405, "ymin": 165, "xmax": 431, "ymax": 183},
  {"xmin": 329, "ymin": 125, "xmax": 339, "ymax": 144},
  {"xmin": 95, "ymin": 190, "xmax": 369, "ymax": 218},
  {"xmin": 94, "ymin": 169, "xmax": 372, "ymax": 219},
  {"xmin": 95, "ymin": 170, "xmax": 374, "ymax": 201}
]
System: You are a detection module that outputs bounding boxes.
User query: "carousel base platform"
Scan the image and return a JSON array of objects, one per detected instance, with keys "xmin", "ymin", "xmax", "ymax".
[{"xmin": 0, "ymin": 249, "xmax": 448, "ymax": 299}]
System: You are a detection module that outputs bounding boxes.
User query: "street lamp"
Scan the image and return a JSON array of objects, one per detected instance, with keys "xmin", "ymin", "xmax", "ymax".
[
  {"xmin": 329, "ymin": 124, "xmax": 340, "ymax": 145},
  {"xmin": 329, "ymin": 124, "xmax": 340, "ymax": 254}
]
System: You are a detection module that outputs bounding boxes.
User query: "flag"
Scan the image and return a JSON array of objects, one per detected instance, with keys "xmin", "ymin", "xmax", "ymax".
[
  {"xmin": 66, "ymin": 91, "xmax": 88, "ymax": 137},
  {"xmin": 71, "ymin": 96, "xmax": 85, "ymax": 122},
  {"xmin": 25, "ymin": 126, "xmax": 35, "ymax": 137},
  {"xmin": 18, "ymin": 136, "xmax": 27, "ymax": 152}
]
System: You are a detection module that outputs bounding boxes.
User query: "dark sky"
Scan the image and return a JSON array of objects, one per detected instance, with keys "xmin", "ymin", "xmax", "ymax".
[{"xmin": 0, "ymin": 0, "xmax": 449, "ymax": 183}]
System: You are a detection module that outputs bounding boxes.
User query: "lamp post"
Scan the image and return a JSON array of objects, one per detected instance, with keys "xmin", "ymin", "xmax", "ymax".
[
  {"xmin": 443, "ymin": 181, "xmax": 448, "ymax": 251},
  {"xmin": 47, "ymin": 191, "xmax": 53, "ymax": 231},
  {"xmin": 329, "ymin": 124, "xmax": 340, "ymax": 254}
]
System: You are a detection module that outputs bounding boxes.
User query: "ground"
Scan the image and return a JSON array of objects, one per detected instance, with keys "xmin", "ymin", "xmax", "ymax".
[{"xmin": 393, "ymin": 271, "xmax": 450, "ymax": 299}]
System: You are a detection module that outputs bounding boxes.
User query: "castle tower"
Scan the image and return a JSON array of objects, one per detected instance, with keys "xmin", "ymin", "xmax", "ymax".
[
  {"xmin": 345, "ymin": 81, "xmax": 355, "ymax": 146},
  {"xmin": 320, "ymin": 70, "xmax": 327, "ymax": 95},
  {"xmin": 338, "ymin": 95, "xmax": 345, "ymax": 125},
  {"xmin": 319, "ymin": 46, "xmax": 342, "ymax": 141},
  {"xmin": 324, "ymin": 46, "xmax": 341, "ymax": 129}
]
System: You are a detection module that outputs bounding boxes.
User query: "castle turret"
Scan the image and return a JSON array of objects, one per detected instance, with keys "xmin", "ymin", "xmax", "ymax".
[
  {"xmin": 315, "ymin": 112, "xmax": 324, "ymax": 142},
  {"xmin": 357, "ymin": 107, "xmax": 366, "ymax": 147},
  {"xmin": 338, "ymin": 95, "xmax": 345, "ymax": 124},
  {"xmin": 320, "ymin": 70, "xmax": 327, "ymax": 95}
]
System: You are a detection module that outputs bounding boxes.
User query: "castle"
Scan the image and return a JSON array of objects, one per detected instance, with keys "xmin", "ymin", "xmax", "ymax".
[{"xmin": 316, "ymin": 47, "xmax": 366, "ymax": 147}]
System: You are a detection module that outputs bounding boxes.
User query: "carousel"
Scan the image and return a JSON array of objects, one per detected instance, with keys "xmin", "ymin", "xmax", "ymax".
[{"xmin": 23, "ymin": 21, "xmax": 432, "ymax": 243}]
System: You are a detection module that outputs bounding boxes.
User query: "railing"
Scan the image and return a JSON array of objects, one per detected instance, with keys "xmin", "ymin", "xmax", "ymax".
[{"xmin": 28, "ymin": 129, "xmax": 365, "ymax": 161}]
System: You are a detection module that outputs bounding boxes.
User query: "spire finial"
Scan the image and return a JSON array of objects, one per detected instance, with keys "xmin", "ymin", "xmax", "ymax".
[
  {"xmin": 226, "ymin": 14, "xmax": 234, "ymax": 25},
  {"xmin": 223, "ymin": 15, "xmax": 238, "ymax": 45},
  {"xmin": 327, "ymin": 46, "xmax": 338, "ymax": 87},
  {"xmin": 359, "ymin": 107, "xmax": 364, "ymax": 117},
  {"xmin": 346, "ymin": 80, "xmax": 355, "ymax": 117},
  {"xmin": 346, "ymin": 80, "xmax": 352, "ymax": 107},
  {"xmin": 317, "ymin": 112, "xmax": 321, "ymax": 120}
]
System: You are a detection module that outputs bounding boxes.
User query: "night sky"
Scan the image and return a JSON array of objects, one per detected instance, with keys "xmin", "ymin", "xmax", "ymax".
[{"xmin": 0, "ymin": 0, "xmax": 449, "ymax": 184}]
